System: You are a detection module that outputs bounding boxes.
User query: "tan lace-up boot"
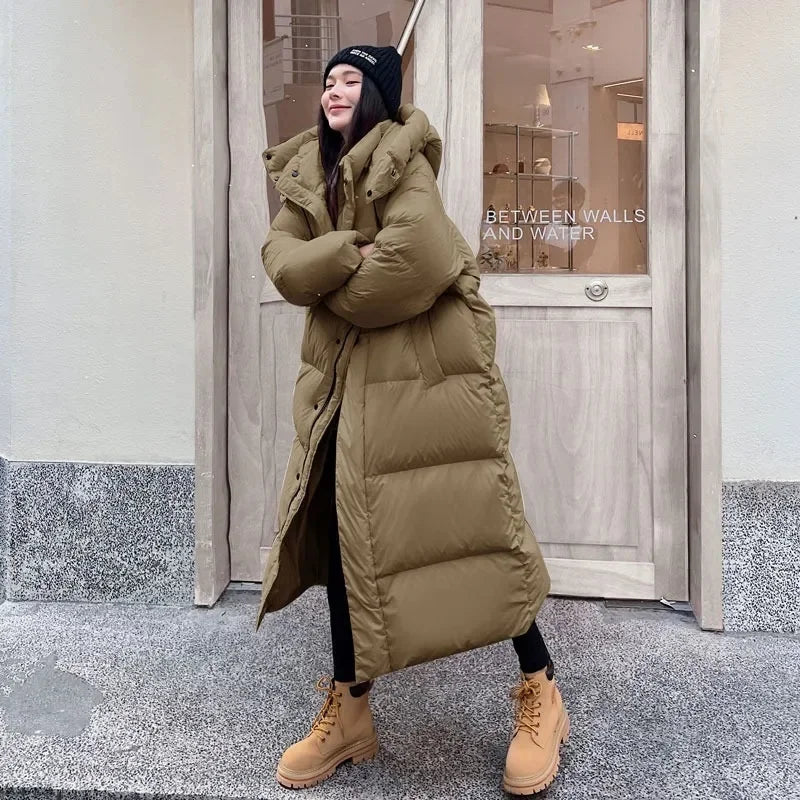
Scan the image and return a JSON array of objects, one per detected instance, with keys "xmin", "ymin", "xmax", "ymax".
[
  {"xmin": 276, "ymin": 676, "xmax": 378, "ymax": 789},
  {"xmin": 502, "ymin": 667, "xmax": 570, "ymax": 795}
]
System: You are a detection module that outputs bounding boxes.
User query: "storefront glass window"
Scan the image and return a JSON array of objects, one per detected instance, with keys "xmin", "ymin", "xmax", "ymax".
[
  {"xmin": 481, "ymin": 0, "xmax": 647, "ymax": 274},
  {"xmin": 262, "ymin": 1, "xmax": 415, "ymax": 220}
]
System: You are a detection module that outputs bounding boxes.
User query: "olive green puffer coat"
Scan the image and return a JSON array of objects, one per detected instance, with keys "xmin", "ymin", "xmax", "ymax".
[{"xmin": 256, "ymin": 103, "xmax": 549, "ymax": 683}]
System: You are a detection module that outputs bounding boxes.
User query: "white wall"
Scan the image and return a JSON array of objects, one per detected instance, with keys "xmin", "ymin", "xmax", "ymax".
[
  {"xmin": 1, "ymin": 3, "xmax": 11, "ymax": 457},
  {"xmin": 4, "ymin": 0, "xmax": 194, "ymax": 464},
  {"xmin": 719, "ymin": 0, "xmax": 800, "ymax": 480}
]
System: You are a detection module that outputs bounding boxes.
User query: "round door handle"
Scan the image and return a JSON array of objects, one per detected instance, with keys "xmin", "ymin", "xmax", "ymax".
[{"xmin": 585, "ymin": 279, "xmax": 609, "ymax": 302}]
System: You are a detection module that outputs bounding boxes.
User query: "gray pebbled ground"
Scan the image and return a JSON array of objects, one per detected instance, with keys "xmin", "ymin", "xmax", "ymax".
[
  {"xmin": 3, "ymin": 460, "xmax": 194, "ymax": 605},
  {"xmin": 722, "ymin": 480, "xmax": 800, "ymax": 633},
  {"xmin": 0, "ymin": 590, "xmax": 798, "ymax": 800}
]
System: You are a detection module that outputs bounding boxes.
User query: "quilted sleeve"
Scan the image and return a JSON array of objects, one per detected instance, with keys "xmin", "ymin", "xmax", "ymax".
[
  {"xmin": 261, "ymin": 201, "xmax": 367, "ymax": 307},
  {"xmin": 322, "ymin": 162, "xmax": 461, "ymax": 328}
]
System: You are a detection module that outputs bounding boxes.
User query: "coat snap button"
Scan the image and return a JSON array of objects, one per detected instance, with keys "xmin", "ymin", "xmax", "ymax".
[
  {"xmin": 313, "ymin": 403, "xmax": 318, "ymax": 410},
  {"xmin": 296, "ymin": 473, "xmax": 300, "ymax": 480},
  {"xmin": 291, "ymin": 169, "xmax": 299, "ymax": 177},
  {"xmin": 266, "ymin": 153, "xmax": 272, "ymax": 160},
  {"xmin": 367, "ymin": 189, "xmax": 373, "ymax": 197},
  {"xmin": 335, "ymin": 338, "xmax": 341, "ymax": 344}
]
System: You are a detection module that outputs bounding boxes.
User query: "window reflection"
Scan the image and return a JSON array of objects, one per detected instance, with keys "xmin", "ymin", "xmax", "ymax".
[
  {"xmin": 262, "ymin": 1, "xmax": 415, "ymax": 220},
  {"xmin": 481, "ymin": 0, "xmax": 647, "ymax": 274}
]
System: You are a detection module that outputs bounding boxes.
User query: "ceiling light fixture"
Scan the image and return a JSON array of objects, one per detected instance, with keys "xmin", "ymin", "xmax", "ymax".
[{"xmin": 602, "ymin": 78, "xmax": 643, "ymax": 89}]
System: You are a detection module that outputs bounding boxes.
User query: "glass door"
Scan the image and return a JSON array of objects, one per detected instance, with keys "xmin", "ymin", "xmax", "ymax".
[
  {"xmin": 262, "ymin": 1, "xmax": 416, "ymax": 220},
  {"xmin": 481, "ymin": 0, "xmax": 647, "ymax": 275}
]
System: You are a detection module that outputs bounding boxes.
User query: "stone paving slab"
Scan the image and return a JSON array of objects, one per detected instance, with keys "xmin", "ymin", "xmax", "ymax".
[{"xmin": 0, "ymin": 589, "xmax": 798, "ymax": 800}]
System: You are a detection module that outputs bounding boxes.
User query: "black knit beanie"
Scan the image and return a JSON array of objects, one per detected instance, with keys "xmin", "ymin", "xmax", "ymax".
[{"xmin": 323, "ymin": 45, "xmax": 403, "ymax": 118}]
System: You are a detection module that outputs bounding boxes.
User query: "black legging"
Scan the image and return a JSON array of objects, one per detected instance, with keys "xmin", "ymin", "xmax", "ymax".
[{"xmin": 322, "ymin": 412, "xmax": 551, "ymax": 683}]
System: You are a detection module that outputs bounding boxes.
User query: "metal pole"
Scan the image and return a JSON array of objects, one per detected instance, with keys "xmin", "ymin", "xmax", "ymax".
[{"xmin": 396, "ymin": 0, "xmax": 428, "ymax": 56}]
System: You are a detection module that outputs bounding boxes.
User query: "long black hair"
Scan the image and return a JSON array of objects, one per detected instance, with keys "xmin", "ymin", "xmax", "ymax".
[{"xmin": 318, "ymin": 72, "xmax": 401, "ymax": 226}]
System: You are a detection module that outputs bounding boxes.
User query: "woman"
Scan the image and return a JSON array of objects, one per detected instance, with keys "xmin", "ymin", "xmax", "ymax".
[{"xmin": 257, "ymin": 44, "xmax": 569, "ymax": 795}]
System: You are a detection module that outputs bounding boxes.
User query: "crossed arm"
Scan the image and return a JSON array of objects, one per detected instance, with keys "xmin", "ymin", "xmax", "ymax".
[
  {"xmin": 260, "ymin": 204, "xmax": 367, "ymax": 307},
  {"xmin": 261, "ymin": 162, "xmax": 460, "ymax": 327}
]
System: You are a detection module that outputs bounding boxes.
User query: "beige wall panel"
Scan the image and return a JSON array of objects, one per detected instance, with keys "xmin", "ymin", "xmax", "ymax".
[
  {"xmin": 239, "ymin": 301, "xmax": 304, "ymax": 581},
  {"xmin": 495, "ymin": 311, "xmax": 653, "ymax": 582},
  {"xmin": 648, "ymin": 0, "xmax": 688, "ymax": 600},
  {"xmin": 444, "ymin": 0, "xmax": 483, "ymax": 251},
  {"xmin": 267, "ymin": 309, "xmax": 306, "ymax": 540},
  {"xmin": 412, "ymin": 0, "xmax": 448, "ymax": 180},
  {"xmin": 0, "ymin": 0, "xmax": 9, "ymax": 455},
  {"xmin": 194, "ymin": 0, "xmax": 232, "ymax": 604},
  {"xmin": 413, "ymin": 0, "xmax": 482, "ymax": 252},
  {"xmin": 227, "ymin": 0, "xmax": 270, "ymax": 579},
  {"xmin": 546, "ymin": 558, "xmax": 655, "ymax": 599},
  {"xmin": 543, "ymin": 543, "xmax": 639, "ymax": 561},
  {"xmin": 482, "ymin": 275, "xmax": 652, "ymax": 308},
  {"xmin": 686, "ymin": 0, "xmax": 723, "ymax": 629}
]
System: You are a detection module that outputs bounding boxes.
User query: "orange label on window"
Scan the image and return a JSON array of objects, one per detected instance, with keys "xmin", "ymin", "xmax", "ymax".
[{"xmin": 617, "ymin": 122, "xmax": 645, "ymax": 141}]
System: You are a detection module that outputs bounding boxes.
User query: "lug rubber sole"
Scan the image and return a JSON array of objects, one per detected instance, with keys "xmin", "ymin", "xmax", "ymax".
[
  {"xmin": 275, "ymin": 735, "xmax": 379, "ymax": 789},
  {"xmin": 502, "ymin": 709, "xmax": 570, "ymax": 796}
]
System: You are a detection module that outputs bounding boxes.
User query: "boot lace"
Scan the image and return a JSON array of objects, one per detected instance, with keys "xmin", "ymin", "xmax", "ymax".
[
  {"xmin": 510, "ymin": 675, "xmax": 543, "ymax": 739},
  {"xmin": 310, "ymin": 676, "xmax": 343, "ymax": 741}
]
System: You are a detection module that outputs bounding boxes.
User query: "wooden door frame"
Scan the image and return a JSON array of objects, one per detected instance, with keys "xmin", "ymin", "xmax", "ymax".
[
  {"xmin": 194, "ymin": 0, "xmax": 724, "ymax": 627},
  {"xmin": 685, "ymin": 0, "xmax": 723, "ymax": 630},
  {"xmin": 193, "ymin": 0, "xmax": 231, "ymax": 606}
]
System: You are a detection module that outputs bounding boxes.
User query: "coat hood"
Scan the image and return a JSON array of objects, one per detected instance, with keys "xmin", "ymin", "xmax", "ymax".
[{"xmin": 262, "ymin": 104, "xmax": 443, "ymax": 206}]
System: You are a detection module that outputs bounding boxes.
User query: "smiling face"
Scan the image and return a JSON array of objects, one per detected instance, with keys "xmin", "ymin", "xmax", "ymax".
[{"xmin": 322, "ymin": 64, "xmax": 364, "ymax": 134}]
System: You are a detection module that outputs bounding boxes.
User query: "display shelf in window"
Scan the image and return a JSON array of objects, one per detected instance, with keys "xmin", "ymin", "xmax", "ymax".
[
  {"xmin": 483, "ymin": 172, "xmax": 577, "ymax": 182},
  {"xmin": 482, "ymin": 122, "xmax": 580, "ymax": 272}
]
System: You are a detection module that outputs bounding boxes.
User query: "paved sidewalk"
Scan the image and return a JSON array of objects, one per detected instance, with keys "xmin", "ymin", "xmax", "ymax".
[{"xmin": 0, "ymin": 589, "xmax": 798, "ymax": 800}]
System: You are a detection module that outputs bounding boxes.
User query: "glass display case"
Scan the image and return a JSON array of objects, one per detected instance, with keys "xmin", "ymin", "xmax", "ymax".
[{"xmin": 481, "ymin": 123, "xmax": 579, "ymax": 272}]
